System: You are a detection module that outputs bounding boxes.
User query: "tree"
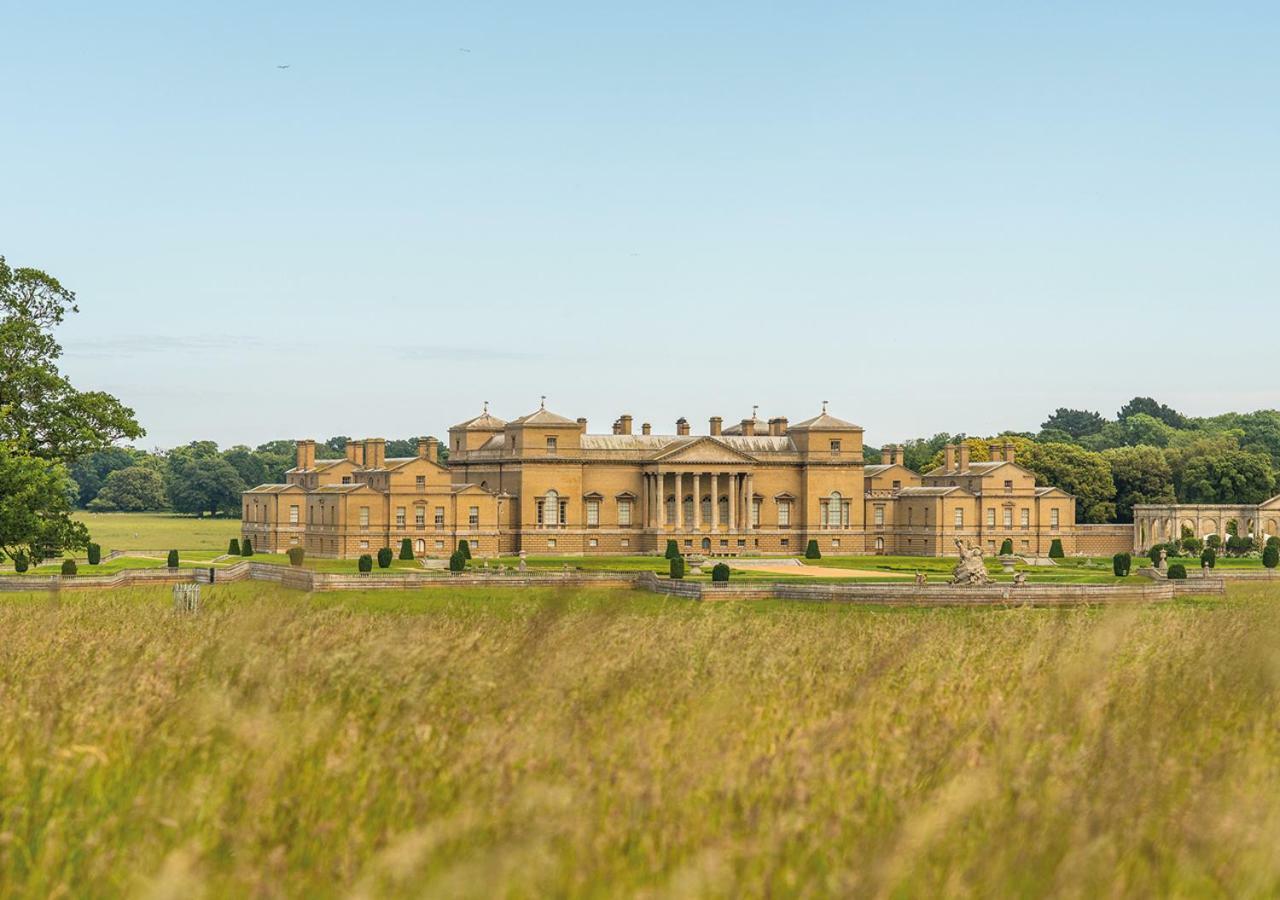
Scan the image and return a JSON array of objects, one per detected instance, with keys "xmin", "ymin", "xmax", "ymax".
[
  {"xmin": 1118, "ymin": 397, "xmax": 1187, "ymax": 430},
  {"xmin": 1103, "ymin": 446, "xmax": 1175, "ymax": 523},
  {"xmin": 1264, "ymin": 544, "xmax": 1279, "ymax": 569},
  {"xmin": 399, "ymin": 538, "xmax": 414, "ymax": 560},
  {"xmin": 167, "ymin": 457, "xmax": 246, "ymax": 517},
  {"xmin": 0, "ymin": 441, "xmax": 87, "ymax": 564},
  {"xmin": 68, "ymin": 446, "xmax": 137, "ymax": 507},
  {"xmin": 457, "ymin": 539, "xmax": 472, "ymax": 560},
  {"xmin": 1041, "ymin": 408, "xmax": 1106, "ymax": 439},
  {"xmin": 711, "ymin": 563, "xmax": 730, "ymax": 582},
  {"xmin": 228, "ymin": 538, "xmax": 241, "ymax": 555},
  {"xmin": 1179, "ymin": 449, "xmax": 1274, "ymax": 505},
  {"xmin": 166, "ymin": 550, "xmax": 179, "ymax": 568},
  {"xmin": 0, "ymin": 258, "xmax": 143, "ymax": 462},
  {"xmin": 1020, "ymin": 443, "xmax": 1117, "ymax": 523},
  {"xmin": 1117, "ymin": 413, "xmax": 1176, "ymax": 448},
  {"xmin": 241, "ymin": 538, "xmax": 254, "ymax": 556},
  {"xmin": 88, "ymin": 466, "xmax": 168, "ymax": 511},
  {"xmin": 1201, "ymin": 548, "xmax": 1216, "ymax": 569},
  {"xmin": 665, "ymin": 539, "xmax": 680, "ymax": 560},
  {"xmin": 1048, "ymin": 539, "xmax": 1064, "ymax": 559},
  {"xmin": 377, "ymin": 547, "xmax": 393, "ymax": 568},
  {"xmin": 1112, "ymin": 552, "xmax": 1131, "ymax": 577},
  {"xmin": 221, "ymin": 445, "xmax": 268, "ymax": 489},
  {"xmin": 805, "ymin": 539, "xmax": 821, "ymax": 560},
  {"xmin": 669, "ymin": 555, "xmax": 685, "ymax": 579}
]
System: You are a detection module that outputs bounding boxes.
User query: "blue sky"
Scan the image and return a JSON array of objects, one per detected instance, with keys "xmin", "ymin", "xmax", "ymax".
[{"xmin": 3, "ymin": 2, "xmax": 1277, "ymax": 450}]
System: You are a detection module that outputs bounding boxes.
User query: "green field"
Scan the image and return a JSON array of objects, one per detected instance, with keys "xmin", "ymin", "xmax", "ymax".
[
  {"xmin": 72, "ymin": 512, "xmax": 242, "ymax": 552},
  {"xmin": 1, "ymin": 582, "xmax": 1278, "ymax": 895}
]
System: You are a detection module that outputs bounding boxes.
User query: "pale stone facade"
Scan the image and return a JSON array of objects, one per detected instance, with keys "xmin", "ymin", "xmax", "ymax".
[
  {"xmin": 1133, "ymin": 498, "xmax": 1280, "ymax": 551},
  {"xmin": 241, "ymin": 405, "xmax": 1132, "ymax": 559}
]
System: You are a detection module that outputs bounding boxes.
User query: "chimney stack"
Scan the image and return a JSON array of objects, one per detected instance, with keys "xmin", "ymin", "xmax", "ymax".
[
  {"xmin": 958, "ymin": 443, "xmax": 971, "ymax": 472},
  {"xmin": 709, "ymin": 416, "xmax": 723, "ymax": 436},
  {"xmin": 611, "ymin": 419, "xmax": 621, "ymax": 435},
  {"xmin": 426, "ymin": 436, "xmax": 440, "ymax": 462},
  {"xmin": 768, "ymin": 417, "xmax": 788, "ymax": 436},
  {"xmin": 346, "ymin": 439, "xmax": 364, "ymax": 466},
  {"xmin": 944, "ymin": 443, "xmax": 956, "ymax": 472},
  {"xmin": 988, "ymin": 442, "xmax": 1002, "ymax": 462},
  {"xmin": 296, "ymin": 439, "xmax": 315, "ymax": 471},
  {"xmin": 363, "ymin": 438, "xmax": 385, "ymax": 469},
  {"xmin": 619, "ymin": 414, "xmax": 633, "ymax": 435},
  {"xmin": 417, "ymin": 437, "xmax": 430, "ymax": 459},
  {"xmin": 576, "ymin": 417, "xmax": 588, "ymax": 434},
  {"xmin": 740, "ymin": 418, "xmax": 756, "ymax": 437},
  {"xmin": 641, "ymin": 422, "xmax": 651, "ymax": 435},
  {"xmin": 676, "ymin": 417, "xmax": 690, "ymax": 436},
  {"xmin": 1003, "ymin": 440, "xmax": 1016, "ymax": 464}
]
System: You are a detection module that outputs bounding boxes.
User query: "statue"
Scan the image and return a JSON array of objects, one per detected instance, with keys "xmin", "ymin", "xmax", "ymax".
[
  {"xmin": 518, "ymin": 550, "xmax": 528, "ymax": 573},
  {"xmin": 1158, "ymin": 548, "xmax": 1167, "ymax": 569},
  {"xmin": 914, "ymin": 571, "xmax": 927, "ymax": 586},
  {"xmin": 951, "ymin": 540, "xmax": 993, "ymax": 586},
  {"xmin": 1012, "ymin": 572, "xmax": 1027, "ymax": 587}
]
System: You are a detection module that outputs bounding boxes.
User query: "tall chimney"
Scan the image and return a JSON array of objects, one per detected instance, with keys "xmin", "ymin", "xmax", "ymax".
[
  {"xmin": 619, "ymin": 414, "xmax": 633, "ymax": 435},
  {"xmin": 364, "ymin": 438, "xmax": 385, "ymax": 469},
  {"xmin": 426, "ymin": 436, "xmax": 440, "ymax": 462},
  {"xmin": 988, "ymin": 442, "xmax": 1002, "ymax": 462},
  {"xmin": 611, "ymin": 420, "xmax": 621, "ymax": 435},
  {"xmin": 768, "ymin": 417, "xmax": 788, "ymax": 436},
  {"xmin": 296, "ymin": 439, "xmax": 315, "ymax": 470},
  {"xmin": 958, "ymin": 443, "xmax": 971, "ymax": 472},
  {"xmin": 740, "ymin": 418, "xmax": 756, "ymax": 437},
  {"xmin": 641, "ymin": 422, "xmax": 651, "ymax": 435},
  {"xmin": 576, "ymin": 417, "xmax": 588, "ymax": 434},
  {"xmin": 1003, "ymin": 440, "xmax": 1016, "ymax": 465},
  {"xmin": 709, "ymin": 416, "xmax": 723, "ymax": 436},
  {"xmin": 676, "ymin": 417, "xmax": 690, "ymax": 436},
  {"xmin": 345, "ymin": 440, "xmax": 360, "ymax": 465},
  {"xmin": 417, "ymin": 437, "xmax": 430, "ymax": 459},
  {"xmin": 944, "ymin": 443, "xmax": 956, "ymax": 472}
]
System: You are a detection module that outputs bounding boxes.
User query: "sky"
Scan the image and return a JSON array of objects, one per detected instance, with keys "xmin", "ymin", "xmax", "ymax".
[{"xmin": 3, "ymin": 1, "xmax": 1278, "ymax": 451}]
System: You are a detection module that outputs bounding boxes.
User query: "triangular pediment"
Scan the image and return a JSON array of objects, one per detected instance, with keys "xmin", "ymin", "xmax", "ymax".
[
  {"xmin": 1259, "ymin": 494, "xmax": 1280, "ymax": 510},
  {"xmin": 652, "ymin": 437, "xmax": 758, "ymax": 464}
]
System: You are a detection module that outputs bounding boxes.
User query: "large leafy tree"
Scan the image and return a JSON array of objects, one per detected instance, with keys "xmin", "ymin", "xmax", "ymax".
[
  {"xmin": 1020, "ymin": 442, "xmax": 1117, "ymax": 523},
  {"xmin": 1103, "ymin": 445, "xmax": 1175, "ymax": 523},
  {"xmin": 1179, "ymin": 449, "xmax": 1275, "ymax": 505},
  {"xmin": 1041, "ymin": 408, "xmax": 1106, "ymax": 439},
  {"xmin": 67, "ymin": 446, "xmax": 138, "ymax": 507},
  {"xmin": 167, "ymin": 457, "xmax": 246, "ymax": 518},
  {"xmin": 1117, "ymin": 396, "xmax": 1188, "ymax": 430},
  {"xmin": 88, "ymin": 466, "xmax": 169, "ymax": 511},
  {"xmin": 0, "ymin": 257, "xmax": 142, "ymax": 562}
]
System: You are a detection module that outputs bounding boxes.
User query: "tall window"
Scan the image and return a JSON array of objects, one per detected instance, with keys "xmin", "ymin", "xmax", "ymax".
[
  {"xmin": 415, "ymin": 507, "xmax": 425, "ymax": 527},
  {"xmin": 359, "ymin": 506, "xmax": 370, "ymax": 527},
  {"xmin": 824, "ymin": 492, "xmax": 848, "ymax": 528},
  {"xmin": 751, "ymin": 499, "xmax": 760, "ymax": 526},
  {"xmin": 1020, "ymin": 509, "xmax": 1030, "ymax": 529},
  {"xmin": 701, "ymin": 496, "xmax": 712, "ymax": 521},
  {"xmin": 954, "ymin": 508, "xmax": 964, "ymax": 528},
  {"xmin": 396, "ymin": 507, "xmax": 406, "ymax": 527},
  {"xmin": 415, "ymin": 475, "xmax": 426, "ymax": 490},
  {"xmin": 540, "ymin": 490, "xmax": 565, "ymax": 526},
  {"xmin": 683, "ymin": 495, "xmax": 694, "ymax": 522},
  {"xmin": 667, "ymin": 495, "xmax": 677, "ymax": 522},
  {"xmin": 586, "ymin": 499, "xmax": 600, "ymax": 526},
  {"xmin": 1003, "ymin": 508, "xmax": 1012, "ymax": 528},
  {"xmin": 1050, "ymin": 508, "xmax": 1060, "ymax": 529},
  {"xmin": 1004, "ymin": 480, "xmax": 1013, "ymax": 494},
  {"xmin": 288, "ymin": 505, "xmax": 299, "ymax": 525},
  {"xmin": 718, "ymin": 496, "xmax": 729, "ymax": 522},
  {"xmin": 469, "ymin": 506, "xmax": 479, "ymax": 527},
  {"xmin": 434, "ymin": 506, "xmax": 445, "ymax": 527},
  {"xmin": 778, "ymin": 499, "xmax": 791, "ymax": 526},
  {"xmin": 830, "ymin": 439, "xmax": 841, "ymax": 457},
  {"xmin": 987, "ymin": 508, "xmax": 996, "ymax": 527},
  {"xmin": 618, "ymin": 499, "xmax": 632, "ymax": 526},
  {"xmin": 874, "ymin": 505, "xmax": 884, "ymax": 526},
  {"xmin": 546, "ymin": 436, "xmax": 558, "ymax": 455}
]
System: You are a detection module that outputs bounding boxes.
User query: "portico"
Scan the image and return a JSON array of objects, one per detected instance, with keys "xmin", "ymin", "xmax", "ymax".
[{"xmin": 643, "ymin": 469, "xmax": 756, "ymax": 532}]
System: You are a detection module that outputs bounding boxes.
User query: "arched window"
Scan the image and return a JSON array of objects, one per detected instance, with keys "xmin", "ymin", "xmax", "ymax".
[
  {"xmin": 665, "ymin": 494, "xmax": 676, "ymax": 522},
  {"xmin": 683, "ymin": 495, "xmax": 694, "ymax": 522},
  {"xmin": 701, "ymin": 495, "xmax": 712, "ymax": 521},
  {"xmin": 414, "ymin": 538, "xmax": 425, "ymax": 553},
  {"xmin": 718, "ymin": 495, "xmax": 729, "ymax": 522},
  {"xmin": 539, "ymin": 489, "xmax": 562, "ymax": 527}
]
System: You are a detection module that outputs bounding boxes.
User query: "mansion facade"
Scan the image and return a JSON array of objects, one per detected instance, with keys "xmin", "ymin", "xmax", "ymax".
[{"xmin": 241, "ymin": 404, "xmax": 1131, "ymax": 559}]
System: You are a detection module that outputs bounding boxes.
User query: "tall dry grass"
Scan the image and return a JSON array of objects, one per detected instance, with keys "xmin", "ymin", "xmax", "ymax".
[{"xmin": 1, "ymin": 584, "xmax": 1278, "ymax": 898}]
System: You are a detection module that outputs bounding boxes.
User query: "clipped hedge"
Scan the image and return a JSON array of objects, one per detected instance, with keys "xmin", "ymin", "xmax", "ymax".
[
  {"xmin": 1048, "ymin": 539, "xmax": 1064, "ymax": 559},
  {"xmin": 399, "ymin": 538, "xmax": 414, "ymax": 561},
  {"xmin": 241, "ymin": 538, "xmax": 254, "ymax": 557},
  {"xmin": 287, "ymin": 546, "xmax": 306, "ymax": 567},
  {"xmin": 1264, "ymin": 545, "xmax": 1279, "ymax": 569},
  {"xmin": 449, "ymin": 550, "xmax": 467, "ymax": 573},
  {"xmin": 999, "ymin": 538, "xmax": 1013, "ymax": 556},
  {"xmin": 377, "ymin": 547, "xmax": 393, "ymax": 569},
  {"xmin": 665, "ymin": 540, "xmax": 680, "ymax": 560},
  {"xmin": 669, "ymin": 556, "xmax": 685, "ymax": 579},
  {"xmin": 457, "ymin": 539, "xmax": 472, "ymax": 560},
  {"xmin": 357, "ymin": 554, "xmax": 373, "ymax": 574},
  {"xmin": 805, "ymin": 540, "xmax": 821, "ymax": 560},
  {"xmin": 166, "ymin": 550, "xmax": 179, "ymax": 568},
  {"xmin": 711, "ymin": 563, "xmax": 731, "ymax": 583},
  {"xmin": 1167, "ymin": 563, "xmax": 1187, "ymax": 580},
  {"xmin": 61, "ymin": 559, "xmax": 77, "ymax": 576},
  {"xmin": 1112, "ymin": 552, "xmax": 1131, "ymax": 577},
  {"xmin": 87, "ymin": 543, "xmax": 102, "ymax": 566},
  {"xmin": 1200, "ymin": 548, "xmax": 1216, "ymax": 569},
  {"xmin": 14, "ymin": 552, "xmax": 29, "ymax": 574},
  {"xmin": 228, "ymin": 538, "xmax": 241, "ymax": 556}
]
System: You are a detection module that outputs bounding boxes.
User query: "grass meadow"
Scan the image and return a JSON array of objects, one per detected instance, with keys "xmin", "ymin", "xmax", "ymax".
[
  {"xmin": 72, "ymin": 513, "xmax": 242, "ymax": 552},
  {"xmin": 1, "ymin": 583, "xmax": 1278, "ymax": 897}
]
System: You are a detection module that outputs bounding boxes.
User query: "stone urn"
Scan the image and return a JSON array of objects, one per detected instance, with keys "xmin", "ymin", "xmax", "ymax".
[
  {"xmin": 686, "ymin": 553, "xmax": 706, "ymax": 575},
  {"xmin": 999, "ymin": 555, "xmax": 1017, "ymax": 574}
]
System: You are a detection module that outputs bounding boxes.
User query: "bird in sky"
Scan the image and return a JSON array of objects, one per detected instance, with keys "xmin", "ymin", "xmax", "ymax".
[
  {"xmin": 458, "ymin": 48, "xmax": 471, "ymax": 53},
  {"xmin": 276, "ymin": 64, "xmax": 290, "ymax": 69}
]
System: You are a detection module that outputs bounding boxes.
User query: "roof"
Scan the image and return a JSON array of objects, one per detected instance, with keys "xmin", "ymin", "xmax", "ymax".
[
  {"xmin": 244, "ymin": 483, "xmax": 303, "ymax": 494},
  {"xmin": 898, "ymin": 485, "xmax": 972, "ymax": 497},
  {"xmin": 451, "ymin": 408, "xmax": 508, "ymax": 431},
  {"xmin": 922, "ymin": 461, "xmax": 1011, "ymax": 478},
  {"xmin": 508, "ymin": 407, "xmax": 578, "ymax": 427},
  {"xmin": 314, "ymin": 483, "xmax": 372, "ymax": 494},
  {"xmin": 721, "ymin": 417, "xmax": 770, "ymax": 436},
  {"xmin": 788, "ymin": 410, "xmax": 862, "ymax": 431}
]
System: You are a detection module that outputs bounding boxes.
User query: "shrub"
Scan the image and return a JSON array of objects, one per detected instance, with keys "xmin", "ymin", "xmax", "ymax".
[
  {"xmin": 1166, "ymin": 563, "xmax": 1187, "ymax": 580},
  {"xmin": 1148, "ymin": 545, "xmax": 1163, "ymax": 566},
  {"xmin": 669, "ymin": 556, "xmax": 685, "ymax": 579},
  {"xmin": 1267, "ymin": 535, "xmax": 1280, "ymax": 551},
  {"xmin": 448, "ymin": 550, "xmax": 467, "ymax": 573},
  {"xmin": 1200, "ymin": 548, "xmax": 1216, "ymax": 569},
  {"xmin": 377, "ymin": 547, "xmax": 393, "ymax": 568},
  {"xmin": 1112, "ymin": 552, "xmax": 1131, "ymax": 577},
  {"xmin": 287, "ymin": 546, "xmax": 306, "ymax": 567},
  {"xmin": 711, "ymin": 563, "xmax": 730, "ymax": 583},
  {"xmin": 358, "ymin": 554, "xmax": 373, "ymax": 574},
  {"xmin": 14, "ymin": 552, "xmax": 28, "ymax": 574},
  {"xmin": 241, "ymin": 538, "xmax": 254, "ymax": 557},
  {"xmin": 665, "ymin": 540, "xmax": 680, "ymax": 560},
  {"xmin": 166, "ymin": 550, "xmax": 179, "ymax": 568},
  {"xmin": 1180, "ymin": 535, "xmax": 1203, "ymax": 555},
  {"xmin": 1206, "ymin": 534, "xmax": 1221, "ymax": 551},
  {"xmin": 61, "ymin": 559, "xmax": 77, "ymax": 576},
  {"xmin": 805, "ymin": 540, "xmax": 821, "ymax": 560},
  {"xmin": 458, "ymin": 539, "xmax": 472, "ymax": 560},
  {"xmin": 1264, "ymin": 545, "xmax": 1279, "ymax": 569},
  {"xmin": 999, "ymin": 538, "xmax": 1013, "ymax": 556},
  {"xmin": 1048, "ymin": 539, "xmax": 1064, "ymax": 559},
  {"xmin": 87, "ymin": 543, "xmax": 101, "ymax": 566},
  {"xmin": 399, "ymin": 538, "xmax": 414, "ymax": 561},
  {"xmin": 228, "ymin": 538, "xmax": 240, "ymax": 556}
]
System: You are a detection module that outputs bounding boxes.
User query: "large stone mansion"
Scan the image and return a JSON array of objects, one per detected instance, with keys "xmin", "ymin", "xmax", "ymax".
[{"xmin": 241, "ymin": 403, "xmax": 1132, "ymax": 559}]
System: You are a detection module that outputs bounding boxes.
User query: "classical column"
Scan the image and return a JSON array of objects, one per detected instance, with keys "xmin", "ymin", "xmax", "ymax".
[
  {"xmin": 657, "ymin": 472, "xmax": 666, "ymax": 527},
  {"xmin": 641, "ymin": 474, "xmax": 649, "ymax": 528},
  {"xmin": 693, "ymin": 473, "xmax": 702, "ymax": 529},
  {"xmin": 732, "ymin": 476, "xmax": 742, "ymax": 532},
  {"xmin": 675, "ymin": 472, "xmax": 684, "ymax": 529},
  {"xmin": 744, "ymin": 473, "xmax": 754, "ymax": 529},
  {"xmin": 711, "ymin": 473, "xmax": 720, "ymax": 529}
]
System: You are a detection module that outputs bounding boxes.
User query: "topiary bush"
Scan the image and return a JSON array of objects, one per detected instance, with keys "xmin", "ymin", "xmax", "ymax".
[
  {"xmin": 665, "ymin": 539, "xmax": 680, "ymax": 560},
  {"xmin": 399, "ymin": 538, "xmax": 414, "ymax": 561},
  {"xmin": 87, "ymin": 543, "xmax": 101, "ymax": 566},
  {"xmin": 1148, "ymin": 545, "xmax": 1164, "ymax": 566},
  {"xmin": 711, "ymin": 563, "xmax": 730, "ymax": 583},
  {"xmin": 357, "ymin": 554, "xmax": 373, "ymax": 574},
  {"xmin": 241, "ymin": 538, "xmax": 254, "ymax": 557},
  {"xmin": 1264, "ymin": 544, "xmax": 1279, "ymax": 569},
  {"xmin": 1200, "ymin": 547, "xmax": 1216, "ymax": 569},
  {"xmin": 449, "ymin": 550, "xmax": 467, "ymax": 573},
  {"xmin": 805, "ymin": 539, "xmax": 821, "ymax": 560},
  {"xmin": 1048, "ymin": 539, "xmax": 1064, "ymax": 559},
  {"xmin": 14, "ymin": 552, "xmax": 29, "ymax": 574},
  {"xmin": 228, "ymin": 538, "xmax": 240, "ymax": 556},
  {"xmin": 669, "ymin": 555, "xmax": 685, "ymax": 579},
  {"xmin": 287, "ymin": 546, "xmax": 306, "ymax": 567},
  {"xmin": 61, "ymin": 559, "xmax": 77, "ymax": 576},
  {"xmin": 166, "ymin": 549, "xmax": 179, "ymax": 568},
  {"xmin": 457, "ymin": 539, "xmax": 472, "ymax": 560},
  {"xmin": 1166, "ymin": 562, "xmax": 1187, "ymax": 580},
  {"xmin": 377, "ymin": 547, "xmax": 393, "ymax": 568},
  {"xmin": 1206, "ymin": 534, "xmax": 1221, "ymax": 551},
  {"xmin": 1267, "ymin": 535, "xmax": 1279, "ymax": 551},
  {"xmin": 999, "ymin": 538, "xmax": 1013, "ymax": 556},
  {"xmin": 1180, "ymin": 535, "xmax": 1204, "ymax": 555},
  {"xmin": 1112, "ymin": 552, "xmax": 1131, "ymax": 577}
]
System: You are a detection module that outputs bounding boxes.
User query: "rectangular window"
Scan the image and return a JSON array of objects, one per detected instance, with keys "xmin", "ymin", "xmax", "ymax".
[
  {"xmin": 781, "ymin": 538, "xmax": 789, "ymax": 547},
  {"xmin": 359, "ymin": 540, "xmax": 369, "ymax": 549},
  {"xmin": 618, "ymin": 499, "xmax": 632, "ymax": 526},
  {"xmin": 987, "ymin": 508, "xmax": 996, "ymax": 528},
  {"xmin": 589, "ymin": 537, "xmax": 599, "ymax": 547},
  {"xmin": 415, "ymin": 507, "xmax": 425, "ymax": 527},
  {"xmin": 469, "ymin": 540, "xmax": 478, "ymax": 550},
  {"xmin": 874, "ymin": 505, "xmax": 885, "ymax": 526},
  {"xmin": 820, "ymin": 501, "xmax": 829, "ymax": 527},
  {"xmin": 831, "ymin": 538, "xmax": 840, "ymax": 549},
  {"xmin": 1020, "ymin": 509, "xmax": 1029, "ymax": 529},
  {"xmin": 954, "ymin": 508, "xmax": 964, "ymax": 528},
  {"xmin": 547, "ymin": 538, "xmax": 556, "ymax": 549},
  {"xmin": 892, "ymin": 479, "xmax": 901, "ymax": 490},
  {"xmin": 359, "ymin": 506, "xmax": 370, "ymax": 527},
  {"xmin": 621, "ymin": 538, "xmax": 629, "ymax": 548},
  {"xmin": 289, "ymin": 505, "xmax": 299, "ymax": 525},
  {"xmin": 1051, "ymin": 508, "xmax": 1060, "ymax": 529},
  {"xmin": 546, "ymin": 436, "xmax": 558, "ymax": 455},
  {"xmin": 415, "ymin": 475, "xmax": 426, "ymax": 490},
  {"xmin": 586, "ymin": 500, "xmax": 599, "ymax": 526},
  {"xmin": 559, "ymin": 501, "xmax": 568, "ymax": 525},
  {"xmin": 468, "ymin": 506, "xmax": 479, "ymax": 527},
  {"xmin": 737, "ymin": 539, "xmax": 746, "ymax": 547},
  {"xmin": 435, "ymin": 540, "xmax": 444, "ymax": 550},
  {"xmin": 751, "ymin": 500, "xmax": 760, "ymax": 527},
  {"xmin": 435, "ymin": 507, "xmax": 445, "ymax": 527},
  {"xmin": 396, "ymin": 507, "xmax": 406, "ymax": 527},
  {"xmin": 778, "ymin": 500, "xmax": 791, "ymax": 526},
  {"xmin": 830, "ymin": 439, "xmax": 841, "ymax": 457},
  {"xmin": 1003, "ymin": 509, "xmax": 1012, "ymax": 528},
  {"xmin": 342, "ymin": 476, "xmax": 351, "ymax": 484},
  {"xmin": 1004, "ymin": 479, "xmax": 1013, "ymax": 493}
]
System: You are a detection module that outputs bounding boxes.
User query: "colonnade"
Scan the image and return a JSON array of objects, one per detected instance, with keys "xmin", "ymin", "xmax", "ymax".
[{"xmin": 639, "ymin": 470, "xmax": 755, "ymax": 530}]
